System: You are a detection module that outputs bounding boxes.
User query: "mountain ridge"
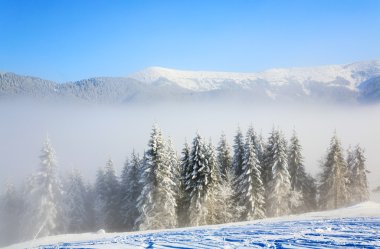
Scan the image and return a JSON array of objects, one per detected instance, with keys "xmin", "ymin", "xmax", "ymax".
[{"xmin": 1, "ymin": 60, "xmax": 380, "ymax": 105}]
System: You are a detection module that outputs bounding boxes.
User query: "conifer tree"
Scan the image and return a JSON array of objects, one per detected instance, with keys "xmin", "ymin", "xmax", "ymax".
[
  {"xmin": 187, "ymin": 133, "xmax": 210, "ymax": 226},
  {"xmin": 24, "ymin": 137, "xmax": 63, "ymax": 239},
  {"xmin": 232, "ymin": 127, "xmax": 245, "ymax": 178},
  {"xmin": 348, "ymin": 145, "xmax": 369, "ymax": 204},
  {"xmin": 120, "ymin": 152, "xmax": 142, "ymax": 231},
  {"xmin": 62, "ymin": 169, "xmax": 88, "ymax": 233},
  {"xmin": 204, "ymin": 141, "xmax": 223, "ymax": 225},
  {"xmin": 94, "ymin": 168, "xmax": 106, "ymax": 229},
  {"xmin": 217, "ymin": 133, "xmax": 232, "ymax": 180},
  {"xmin": 319, "ymin": 134, "xmax": 349, "ymax": 210},
  {"xmin": 266, "ymin": 130, "xmax": 292, "ymax": 217},
  {"xmin": 287, "ymin": 131, "xmax": 308, "ymax": 213},
  {"xmin": 102, "ymin": 158, "xmax": 122, "ymax": 231},
  {"xmin": 136, "ymin": 125, "xmax": 177, "ymax": 230},
  {"xmin": 262, "ymin": 129, "xmax": 277, "ymax": 190},
  {"xmin": 237, "ymin": 132, "xmax": 265, "ymax": 220},
  {"xmin": 178, "ymin": 142, "xmax": 191, "ymax": 227}
]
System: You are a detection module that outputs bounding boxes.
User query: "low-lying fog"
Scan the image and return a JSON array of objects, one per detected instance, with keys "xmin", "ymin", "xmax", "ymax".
[{"xmin": 1, "ymin": 101, "xmax": 379, "ymax": 199}]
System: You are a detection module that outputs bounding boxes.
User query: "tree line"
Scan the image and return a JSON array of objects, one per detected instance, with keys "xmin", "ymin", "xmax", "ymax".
[{"xmin": 0, "ymin": 125, "xmax": 370, "ymax": 246}]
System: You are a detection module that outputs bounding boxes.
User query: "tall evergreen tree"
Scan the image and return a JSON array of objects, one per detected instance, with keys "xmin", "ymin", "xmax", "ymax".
[
  {"xmin": 62, "ymin": 169, "xmax": 88, "ymax": 233},
  {"xmin": 319, "ymin": 134, "xmax": 349, "ymax": 210},
  {"xmin": 217, "ymin": 133, "xmax": 232, "ymax": 180},
  {"xmin": 204, "ymin": 141, "xmax": 223, "ymax": 225},
  {"xmin": 23, "ymin": 137, "xmax": 63, "ymax": 239},
  {"xmin": 120, "ymin": 152, "xmax": 142, "ymax": 231},
  {"xmin": 262, "ymin": 129, "xmax": 277, "ymax": 191},
  {"xmin": 348, "ymin": 145, "xmax": 369, "ymax": 204},
  {"xmin": 136, "ymin": 125, "xmax": 177, "ymax": 230},
  {"xmin": 287, "ymin": 131, "xmax": 309, "ymax": 213},
  {"xmin": 237, "ymin": 132, "xmax": 265, "ymax": 220},
  {"xmin": 187, "ymin": 133, "xmax": 210, "ymax": 226},
  {"xmin": 232, "ymin": 127, "xmax": 245, "ymax": 178},
  {"xmin": 94, "ymin": 168, "xmax": 106, "ymax": 229},
  {"xmin": 178, "ymin": 142, "xmax": 191, "ymax": 227},
  {"xmin": 266, "ymin": 130, "xmax": 292, "ymax": 217},
  {"xmin": 102, "ymin": 158, "xmax": 122, "ymax": 231}
]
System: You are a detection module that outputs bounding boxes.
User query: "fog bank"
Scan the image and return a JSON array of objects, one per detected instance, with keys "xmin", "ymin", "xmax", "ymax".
[{"xmin": 0, "ymin": 101, "xmax": 379, "ymax": 198}]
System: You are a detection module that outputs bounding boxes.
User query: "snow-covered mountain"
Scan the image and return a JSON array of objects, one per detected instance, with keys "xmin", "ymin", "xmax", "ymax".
[
  {"xmin": 1, "ymin": 60, "xmax": 380, "ymax": 104},
  {"xmin": 4, "ymin": 201, "xmax": 380, "ymax": 249}
]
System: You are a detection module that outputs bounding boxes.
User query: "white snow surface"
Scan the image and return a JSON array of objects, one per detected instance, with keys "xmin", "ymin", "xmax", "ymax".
[
  {"xmin": 4, "ymin": 201, "xmax": 380, "ymax": 249},
  {"xmin": 129, "ymin": 60, "xmax": 380, "ymax": 91}
]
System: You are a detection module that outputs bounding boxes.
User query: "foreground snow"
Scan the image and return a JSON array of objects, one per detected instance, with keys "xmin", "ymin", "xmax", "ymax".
[{"xmin": 4, "ymin": 202, "xmax": 380, "ymax": 249}]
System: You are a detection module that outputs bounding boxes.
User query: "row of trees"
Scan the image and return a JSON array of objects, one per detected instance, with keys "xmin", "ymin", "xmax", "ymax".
[{"xmin": 0, "ymin": 125, "xmax": 370, "ymax": 247}]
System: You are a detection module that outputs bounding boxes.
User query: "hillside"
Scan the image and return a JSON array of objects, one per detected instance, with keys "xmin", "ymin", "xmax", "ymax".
[
  {"xmin": 4, "ymin": 202, "xmax": 380, "ymax": 249},
  {"xmin": 1, "ymin": 60, "xmax": 380, "ymax": 105}
]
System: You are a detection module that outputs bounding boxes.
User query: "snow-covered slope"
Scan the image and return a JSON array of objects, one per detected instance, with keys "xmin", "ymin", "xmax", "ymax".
[
  {"xmin": 130, "ymin": 60, "xmax": 380, "ymax": 92},
  {"xmin": 4, "ymin": 202, "xmax": 380, "ymax": 249},
  {"xmin": 1, "ymin": 60, "xmax": 380, "ymax": 104}
]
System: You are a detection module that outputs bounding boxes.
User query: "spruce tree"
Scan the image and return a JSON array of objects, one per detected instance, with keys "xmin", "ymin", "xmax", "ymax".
[
  {"xmin": 319, "ymin": 134, "xmax": 349, "ymax": 210},
  {"xmin": 348, "ymin": 145, "xmax": 369, "ymax": 204},
  {"xmin": 62, "ymin": 169, "xmax": 88, "ymax": 233},
  {"xmin": 217, "ymin": 133, "xmax": 232, "ymax": 180},
  {"xmin": 288, "ymin": 131, "xmax": 309, "ymax": 213},
  {"xmin": 232, "ymin": 127, "xmax": 245, "ymax": 178},
  {"xmin": 23, "ymin": 137, "xmax": 63, "ymax": 239},
  {"xmin": 136, "ymin": 125, "xmax": 177, "ymax": 230},
  {"xmin": 178, "ymin": 142, "xmax": 191, "ymax": 227},
  {"xmin": 237, "ymin": 132, "xmax": 265, "ymax": 220},
  {"xmin": 204, "ymin": 141, "xmax": 223, "ymax": 225},
  {"xmin": 120, "ymin": 152, "xmax": 142, "ymax": 231},
  {"xmin": 187, "ymin": 133, "xmax": 210, "ymax": 226},
  {"xmin": 266, "ymin": 130, "xmax": 291, "ymax": 217},
  {"xmin": 102, "ymin": 158, "xmax": 122, "ymax": 231}
]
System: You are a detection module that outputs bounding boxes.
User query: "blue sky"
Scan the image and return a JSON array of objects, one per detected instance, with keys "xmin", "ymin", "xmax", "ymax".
[{"xmin": 0, "ymin": 0, "xmax": 379, "ymax": 82}]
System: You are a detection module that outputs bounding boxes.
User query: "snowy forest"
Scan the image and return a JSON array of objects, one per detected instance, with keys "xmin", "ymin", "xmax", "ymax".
[{"xmin": 0, "ymin": 125, "xmax": 370, "ymax": 247}]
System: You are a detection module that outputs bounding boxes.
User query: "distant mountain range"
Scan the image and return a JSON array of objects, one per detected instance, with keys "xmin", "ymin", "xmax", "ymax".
[{"xmin": 1, "ymin": 60, "xmax": 380, "ymax": 105}]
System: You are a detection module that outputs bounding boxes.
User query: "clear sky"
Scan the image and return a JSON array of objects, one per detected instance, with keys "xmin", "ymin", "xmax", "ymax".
[{"xmin": 0, "ymin": 0, "xmax": 379, "ymax": 82}]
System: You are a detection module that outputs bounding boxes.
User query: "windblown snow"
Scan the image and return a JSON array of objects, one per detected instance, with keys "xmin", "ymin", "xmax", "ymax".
[{"xmin": 4, "ymin": 201, "xmax": 380, "ymax": 249}]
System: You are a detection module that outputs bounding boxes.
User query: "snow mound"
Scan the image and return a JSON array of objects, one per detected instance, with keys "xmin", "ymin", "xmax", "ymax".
[{"xmin": 4, "ymin": 202, "xmax": 380, "ymax": 249}]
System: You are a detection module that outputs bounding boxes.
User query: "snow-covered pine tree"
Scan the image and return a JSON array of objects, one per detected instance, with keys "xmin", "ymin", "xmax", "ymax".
[
  {"xmin": 120, "ymin": 152, "xmax": 142, "ymax": 231},
  {"xmin": 187, "ymin": 133, "xmax": 210, "ymax": 226},
  {"xmin": 287, "ymin": 131, "xmax": 308, "ymax": 213},
  {"xmin": 23, "ymin": 137, "xmax": 63, "ymax": 239},
  {"xmin": 94, "ymin": 168, "xmax": 106, "ymax": 229},
  {"xmin": 318, "ymin": 133, "xmax": 350, "ymax": 210},
  {"xmin": 0, "ymin": 183, "xmax": 22, "ymax": 247},
  {"xmin": 217, "ymin": 169, "xmax": 242, "ymax": 223},
  {"xmin": 178, "ymin": 142, "xmax": 191, "ymax": 227},
  {"xmin": 262, "ymin": 128, "xmax": 277, "ymax": 191},
  {"xmin": 246, "ymin": 126, "xmax": 265, "ymax": 165},
  {"xmin": 232, "ymin": 127, "xmax": 245, "ymax": 178},
  {"xmin": 204, "ymin": 141, "xmax": 223, "ymax": 225},
  {"xmin": 62, "ymin": 169, "xmax": 88, "ymax": 233},
  {"xmin": 165, "ymin": 137, "xmax": 181, "ymax": 211},
  {"xmin": 102, "ymin": 158, "xmax": 122, "ymax": 231},
  {"xmin": 136, "ymin": 125, "xmax": 177, "ymax": 230},
  {"xmin": 348, "ymin": 145, "xmax": 369, "ymax": 204},
  {"xmin": 266, "ymin": 130, "xmax": 292, "ymax": 217},
  {"xmin": 217, "ymin": 133, "xmax": 232, "ymax": 180},
  {"xmin": 237, "ymin": 131, "xmax": 265, "ymax": 221}
]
